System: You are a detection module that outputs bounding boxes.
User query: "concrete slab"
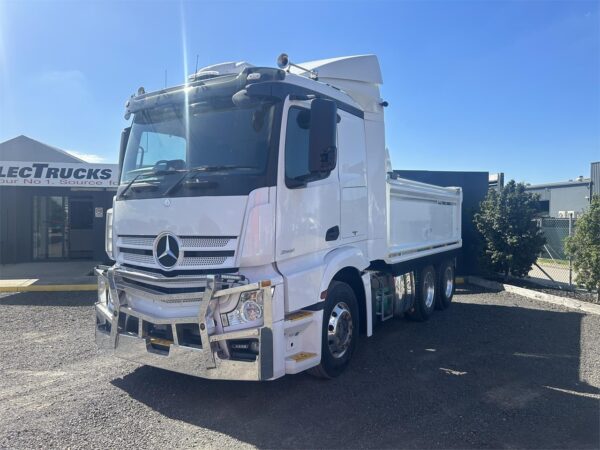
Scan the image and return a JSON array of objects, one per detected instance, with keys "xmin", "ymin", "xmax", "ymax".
[
  {"xmin": 0, "ymin": 261, "xmax": 99, "ymax": 292},
  {"xmin": 0, "ymin": 261, "xmax": 100, "ymax": 279},
  {"xmin": 0, "ymin": 279, "xmax": 37, "ymax": 287}
]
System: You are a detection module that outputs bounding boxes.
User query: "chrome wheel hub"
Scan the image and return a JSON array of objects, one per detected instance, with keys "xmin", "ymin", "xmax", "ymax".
[
  {"xmin": 327, "ymin": 302, "xmax": 353, "ymax": 359},
  {"xmin": 444, "ymin": 266, "xmax": 454, "ymax": 298},
  {"xmin": 424, "ymin": 272, "xmax": 435, "ymax": 309}
]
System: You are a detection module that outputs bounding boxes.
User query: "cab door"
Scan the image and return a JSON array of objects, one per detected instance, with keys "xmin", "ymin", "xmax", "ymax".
[
  {"xmin": 337, "ymin": 110, "xmax": 368, "ymax": 241},
  {"xmin": 275, "ymin": 98, "xmax": 340, "ymax": 265}
]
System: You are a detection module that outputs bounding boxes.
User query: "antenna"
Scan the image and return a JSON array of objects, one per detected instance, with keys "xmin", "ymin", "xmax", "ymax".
[{"xmin": 194, "ymin": 54, "xmax": 199, "ymax": 79}]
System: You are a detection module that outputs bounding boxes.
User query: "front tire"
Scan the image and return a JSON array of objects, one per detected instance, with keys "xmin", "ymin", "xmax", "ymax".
[
  {"xmin": 407, "ymin": 265, "xmax": 436, "ymax": 322},
  {"xmin": 309, "ymin": 281, "xmax": 359, "ymax": 379}
]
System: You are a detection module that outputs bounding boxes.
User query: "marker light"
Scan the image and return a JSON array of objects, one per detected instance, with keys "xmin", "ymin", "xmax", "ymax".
[{"xmin": 105, "ymin": 209, "xmax": 114, "ymax": 260}]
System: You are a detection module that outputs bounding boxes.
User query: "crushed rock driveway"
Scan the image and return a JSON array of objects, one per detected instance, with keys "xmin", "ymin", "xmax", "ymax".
[{"xmin": 0, "ymin": 286, "xmax": 598, "ymax": 449}]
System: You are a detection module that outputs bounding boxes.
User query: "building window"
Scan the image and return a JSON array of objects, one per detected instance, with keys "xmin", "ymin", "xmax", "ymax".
[
  {"xmin": 33, "ymin": 196, "xmax": 68, "ymax": 259},
  {"xmin": 537, "ymin": 200, "xmax": 550, "ymax": 216}
]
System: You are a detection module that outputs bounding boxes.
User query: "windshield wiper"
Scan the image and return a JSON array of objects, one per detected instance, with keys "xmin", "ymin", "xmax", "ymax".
[
  {"xmin": 118, "ymin": 169, "xmax": 183, "ymax": 199},
  {"xmin": 162, "ymin": 165, "xmax": 256, "ymax": 197}
]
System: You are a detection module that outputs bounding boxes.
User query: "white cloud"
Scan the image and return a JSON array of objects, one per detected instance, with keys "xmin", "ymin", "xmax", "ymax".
[{"xmin": 65, "ymin": 150, "xmax": 105, "ymax": 163}]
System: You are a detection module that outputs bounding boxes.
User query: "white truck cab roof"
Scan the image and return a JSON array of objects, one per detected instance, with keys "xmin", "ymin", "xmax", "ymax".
[{"xmin": 189, "ymin": 54, "xmax": 385, "ymax": 114}]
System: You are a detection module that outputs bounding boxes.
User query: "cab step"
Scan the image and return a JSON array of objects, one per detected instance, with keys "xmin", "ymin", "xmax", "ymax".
[
  {"xmin": 283, "ymin": 309, "xmax": 323, "ymax": 374},
  {"xmin": 284, "ymin": 310, "xmax": 315, "ymax": 334},
  {"xmin": 285, "ymin": 351, "xmax": 320, "ymax": 374}
]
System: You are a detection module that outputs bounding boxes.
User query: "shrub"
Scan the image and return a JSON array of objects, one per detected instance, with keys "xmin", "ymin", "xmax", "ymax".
[
  {"xmin": 565, "ymin": 195, "xmax": 600, "ymax": 301},
  {"xmin": 474, "ymin": 180, "xmax": 545, "ymax": 278}
]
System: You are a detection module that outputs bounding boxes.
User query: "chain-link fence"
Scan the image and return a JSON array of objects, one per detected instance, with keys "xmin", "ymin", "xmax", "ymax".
[{"xmin": 527, "ymin": 217, "xmax": 575, "ymax": 286}]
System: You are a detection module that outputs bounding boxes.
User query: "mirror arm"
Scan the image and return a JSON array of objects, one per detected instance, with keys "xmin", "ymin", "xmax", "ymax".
[{"xmin": 119, "ymin": 127, "xmax": 132, "ymax": 178}]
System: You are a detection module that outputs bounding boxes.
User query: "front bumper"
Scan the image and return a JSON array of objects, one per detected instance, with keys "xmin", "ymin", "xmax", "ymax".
[{"xmin": 94, "ymin": 265, "xmax": 274, "ymax": 381}]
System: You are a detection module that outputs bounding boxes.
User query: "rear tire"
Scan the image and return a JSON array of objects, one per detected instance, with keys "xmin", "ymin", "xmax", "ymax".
[
  {"xmin": 436, "ymin": 260, "xmax": 455, "ymax": 310},
  {"xmin": 309, "ymin": 281, "xmax": 359, "ymax": 379},
  {"xmin": 407, "ymin": 265, "xmax": 436, "ymax": 322}
]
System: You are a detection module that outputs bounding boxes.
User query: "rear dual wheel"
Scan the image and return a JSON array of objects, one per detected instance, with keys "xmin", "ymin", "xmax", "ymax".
[
  {"xmin": 436, "ymin": 260, "xmax": 455, "ymax": 310},
  {"xmin": 408, "ymin": 261, "xmax": 456, "ymax": 321},
  {"xmin": 407, "ymin": 265, "xmax": 437, "ymax": 321}
]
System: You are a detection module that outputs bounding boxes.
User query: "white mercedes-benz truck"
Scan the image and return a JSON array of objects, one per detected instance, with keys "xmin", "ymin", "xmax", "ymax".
[{"xmin": 95, "ymin": 54, "xmax": 462, "ymax": 380}]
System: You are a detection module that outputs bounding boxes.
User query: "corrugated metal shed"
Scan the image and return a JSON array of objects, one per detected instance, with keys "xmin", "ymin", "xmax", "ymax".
[
  {"xmin": 0, "ymin": 135, "xmax": 84, "ymax": 163},
  {"xmin": 592, "ymin": 161, "xmax": 600, "ymax": 197},
  {"xmin": 526, "ymin": 179, "xmax": 591, "ymax": 217}
]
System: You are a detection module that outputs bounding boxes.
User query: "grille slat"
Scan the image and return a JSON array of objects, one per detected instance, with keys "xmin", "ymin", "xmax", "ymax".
[
  {"xmin": 179, "ymin": 256, "xmax": 228, "ymax": 266},
  {"xmin": 122, "ymin": 253, "xmax": 155, "ymax": 265},
  {"xmin": 181, "ymin": 237, "xmax": 231, "ymax": 248},
  {"xmin": 120, "ymin": 236, "xmax": 155, "ymax": 247}
]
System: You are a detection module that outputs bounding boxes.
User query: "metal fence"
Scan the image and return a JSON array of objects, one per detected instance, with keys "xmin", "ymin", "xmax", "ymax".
[{"xmin": 527, "ymin": 217, "xmax": 575, "ymax": 286}]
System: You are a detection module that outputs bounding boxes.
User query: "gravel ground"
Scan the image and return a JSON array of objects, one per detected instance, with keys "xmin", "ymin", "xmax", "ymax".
[{"xmin": 0, "ymin": 286, "xmax": 598, "ymax": 449}]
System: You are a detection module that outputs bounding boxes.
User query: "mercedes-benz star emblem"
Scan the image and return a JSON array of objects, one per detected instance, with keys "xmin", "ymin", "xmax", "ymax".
[{"xmin": 154, "ymin": 233, "xmax": 180, "ymax": 269}]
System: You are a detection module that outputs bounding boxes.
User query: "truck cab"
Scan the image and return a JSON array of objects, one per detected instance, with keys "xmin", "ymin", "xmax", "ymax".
[{"xmin": 95, "ymin": 55, "xmax": 462, "ymax": 380}]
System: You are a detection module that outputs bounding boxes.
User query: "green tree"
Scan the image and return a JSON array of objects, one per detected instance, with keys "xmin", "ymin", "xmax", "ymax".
[
  {"xmin": 474, "ymin": 180, "xmax": 545, "ymax": 278},
  {"xmin": 565, "ymin": 195, "xmax": 600, "ymax": 301}
]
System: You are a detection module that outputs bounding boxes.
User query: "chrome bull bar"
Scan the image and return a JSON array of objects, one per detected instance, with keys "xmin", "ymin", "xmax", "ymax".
[{"xmin": 94, "ymin": 265, "xmax": 274, "ymax": 381}]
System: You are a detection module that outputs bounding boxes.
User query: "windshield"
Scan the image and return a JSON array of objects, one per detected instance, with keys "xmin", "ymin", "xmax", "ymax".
[{"xmin": 119, "ymin": 100, "xmax": 279, "ymax": 198}]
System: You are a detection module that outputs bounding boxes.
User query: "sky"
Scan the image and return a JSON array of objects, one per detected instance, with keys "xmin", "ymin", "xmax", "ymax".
[{"xmin": 0, "ymin": 0, "xmax": 598, "ymax": 184}]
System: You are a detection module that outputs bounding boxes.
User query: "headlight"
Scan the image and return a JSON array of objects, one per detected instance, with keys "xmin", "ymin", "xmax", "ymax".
[
  {"xmin": 223, "ymin": 290, "xmax": 264, "ymax": 327},
  {"xmin": 97, "ymin": 276, "xmax": 108, "ymax": 305},
  {"xmin": 105, "ymin": 208, "xmax": 114, "ymax": 260},
  {"xmin": 241, "ymin": 300, "xmax": 263, "ymax": 322}
]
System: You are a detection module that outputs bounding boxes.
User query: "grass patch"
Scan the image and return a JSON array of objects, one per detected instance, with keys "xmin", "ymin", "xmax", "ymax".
[{"xmin": 537, "ymin": 257, "xmax": 570, "ymax": 267}]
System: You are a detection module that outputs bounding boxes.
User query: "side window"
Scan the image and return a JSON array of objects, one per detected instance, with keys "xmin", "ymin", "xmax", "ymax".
[{"xmin": 284, "ymin": 107, "xmax": 311, "ymax": 181}]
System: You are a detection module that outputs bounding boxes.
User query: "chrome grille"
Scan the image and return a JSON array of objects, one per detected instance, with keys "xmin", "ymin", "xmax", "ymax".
[
  {"xmin": 117, "ymin": 234, "xmax": 236, "ymax": 270},
  {"xmin": 120, "ymin": 236, "xmax": 233, "ymax": 248}
]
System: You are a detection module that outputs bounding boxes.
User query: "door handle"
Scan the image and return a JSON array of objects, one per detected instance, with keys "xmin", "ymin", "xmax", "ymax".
[{"xmin": 325, "ymin": 226, "xmax": 340, "ymax": 242}]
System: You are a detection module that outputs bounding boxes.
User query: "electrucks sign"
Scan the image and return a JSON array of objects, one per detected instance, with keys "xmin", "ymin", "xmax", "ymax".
[{"xmin": 0, "ymin": 161, "xmax": 119, "ymax": 187}]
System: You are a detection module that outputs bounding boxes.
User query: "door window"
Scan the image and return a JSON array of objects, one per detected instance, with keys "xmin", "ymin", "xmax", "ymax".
[{"xmin": 284, "ymin": 107, "xmax": 311, "ymax": 182}]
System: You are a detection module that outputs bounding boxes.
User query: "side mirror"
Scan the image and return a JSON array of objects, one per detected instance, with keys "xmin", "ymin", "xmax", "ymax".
[
  {"xmin": 309, "ymin": 98, "xmax": 337, "ymax": 174},
  {"xmin": 119, "ymin": 127, "xmax": 131, "ymax": 174}
]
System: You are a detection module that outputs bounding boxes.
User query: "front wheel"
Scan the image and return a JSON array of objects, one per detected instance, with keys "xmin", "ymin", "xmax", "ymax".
[{"xmin": 309, "ymin": 281, "xmax": 359, "ymax": 379}]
